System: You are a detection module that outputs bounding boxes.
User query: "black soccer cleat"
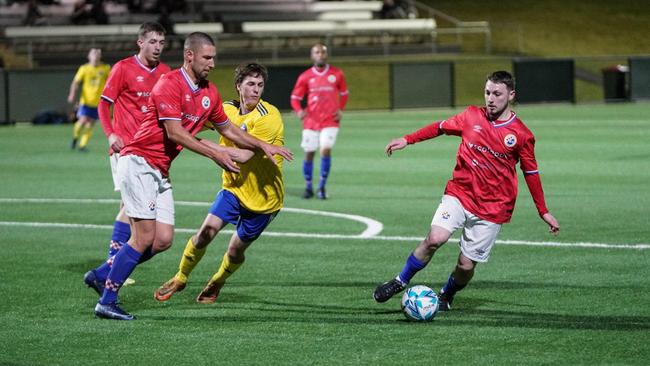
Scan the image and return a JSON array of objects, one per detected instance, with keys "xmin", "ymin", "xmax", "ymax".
[
  {"xmin": 373, "ymin": 278, "xmax": 406, "ymax": 303},
  {"xmin": 70, "ymin": 138, "xmax": 77, "ymax": 150},
  {"xmin": 437, "ymin": 291, "xmax": 454, "ymax": 312},
  {"xmin": 302, "ymin": 187, "xmax": 314, "ymax": 199},
  {"xmin": 84, "ymin": 270, "xmax": 105, "ymax": 296},
  {"xmin": 94, "ymin": 303, "xmax": 135, "ymax": 321},
  {"xmin": 317, "ymin": 187, "xmax": 327, "ymax": 200}
]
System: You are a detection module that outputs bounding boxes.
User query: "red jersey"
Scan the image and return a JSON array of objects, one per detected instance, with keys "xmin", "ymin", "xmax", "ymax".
[
  {"xmin": 291, "ymin": 64, "xmax": 348, "ymax": 130},
  {"xmin": 121, "ymin": 68, "xmax": 229, "ymax": 177},
  {"xmin": 423, "ymin": 106, "xmax": 539, "ymax": 224},
  {"xmin": 100, "ymin": 55, "xmax": 171, "ymax": 155}
]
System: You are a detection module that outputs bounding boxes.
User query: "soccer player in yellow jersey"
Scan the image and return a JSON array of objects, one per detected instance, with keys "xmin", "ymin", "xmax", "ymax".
[
  {"xmin": 154, "ymin": 62, "xmax": 285, "ymax": 304},
  {"xmin": 68, "ymin": 48, "xmax": 110, "ymax": 151}
]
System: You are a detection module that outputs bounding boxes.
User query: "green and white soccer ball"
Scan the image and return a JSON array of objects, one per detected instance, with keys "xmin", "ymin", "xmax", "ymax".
[{"xmin": 400, "ymin": 285, "xmax": 439, "ymax": 321}]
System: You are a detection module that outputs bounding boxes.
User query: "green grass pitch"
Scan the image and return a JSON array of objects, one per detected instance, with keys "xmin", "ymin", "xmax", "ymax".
[{"xmin": 0, "ymin": 103, "xmax": 649, "ymax": 365}]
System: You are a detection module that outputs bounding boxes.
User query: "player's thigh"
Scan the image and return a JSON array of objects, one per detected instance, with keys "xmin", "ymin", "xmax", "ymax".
[
  {"xmin": 459, "ymin": 214, "xmax": 501, "ymax": 263},
  {"xmin": 431, "ymin": 195, "xmax": 467, "ymax": 236},
  {"xmin": 319, "ymin": 127, "xmax": 339, "ymax": 150},
  {"xmin": 301, "ymin": 129, "xmax": 320, "ymax": 152}
]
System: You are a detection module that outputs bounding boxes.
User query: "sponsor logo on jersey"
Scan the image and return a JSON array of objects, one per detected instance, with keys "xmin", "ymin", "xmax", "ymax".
[
  {"xmin": 136, "ymin": 91, "xmax": 150, "ymax": 98},
  {"xmin": 182, "ymin": 113, "xmax": 200, "ymax": 123},
  {"xmin": 202, "ymin": 96, "xmax": 211, "ymax": 109},
  {"xmin": 467, "ymin": 142, "xmax": 509, "ymax": 159},
  {"xmin": 504, "ymin": 134, "xmax": 517, "ymax": 147}
]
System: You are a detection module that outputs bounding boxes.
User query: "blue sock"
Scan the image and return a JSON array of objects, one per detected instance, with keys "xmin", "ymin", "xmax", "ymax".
[
  {"xmin": 441, "ymin": 274, "xmax": 466, "ymax": 298},
  {"xmin": 303, "ymin": 160, "xmax": 313, "ymax": 189},
  {"xmin": 99, "ymin": 244, "xmax": 141, "ymax": 305},
  {"xmin": 108, "ymin": 221, "xmax": 131, "ymax": 259},
  {"xmin": 94, "ymin": 260, "xmax": 112, "ymax": 282},
  {"xmin": 137, "ymin": 246, "xmax": 155, "ymax": 264},
  {"xmin": 318, "ymin": 156, "xmax": 331, "ymax": 190},
  {"xmin": 398, "ymin": 253, "xmax": 427, "ymax": 284}
]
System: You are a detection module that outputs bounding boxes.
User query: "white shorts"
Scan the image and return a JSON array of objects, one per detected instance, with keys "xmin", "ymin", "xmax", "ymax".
[
  {"xmin": 301, "ymin": 127, "xmax": 339, "ymax": 152},
  {"xmin": 109, "ymin": 153, "xmax": 120, "ymax": 191},
  {"xmin": 431, "ymin": 195, "xmax": 501, "ymax": 263},
  {"xmin": 116, "ymin": 154, "xmax": 175, "ymax": 225}
]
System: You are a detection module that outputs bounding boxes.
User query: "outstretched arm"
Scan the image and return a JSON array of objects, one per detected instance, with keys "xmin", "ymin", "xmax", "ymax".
[
  {"xmin": 215, "ymin": 121, "xmax": 293, "ymax": 164},
  {"xmin": 200, "ymin": 138, "xmax": 254, "ymax": 163},
  {"xmin": 164, "ymin": 119, "xmax": 241, "ymax": 173},
  {"xmin": 386, "ymin": 121, "xmax": 445, "ymax": 156}
]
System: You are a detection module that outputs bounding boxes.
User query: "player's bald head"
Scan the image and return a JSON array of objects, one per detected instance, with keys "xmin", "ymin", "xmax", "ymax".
[
  {"xmin": 310, "ymin": 43, "xmax": 328, "ymax": 67},
  {"xmin": 311, "ymin": 43, "xmax": 327, "ymax": 53},
  {"xmin": 184, "ymin": 32, "xmax": 215, "ymax": 52}
]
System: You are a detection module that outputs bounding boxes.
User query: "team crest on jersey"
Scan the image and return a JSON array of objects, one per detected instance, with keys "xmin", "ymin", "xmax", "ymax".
[
  {"xmin": 202, "ymin": 96, "xmax": 211, "ymax": 109},
  {"xmin": 504, "ymin": 134, "xmax": 517, "ymax": 147},
  {"xmin": 327, "ymin": 75, "xmax": 337, "ymax": 83},
  {"xmin": 136, "ymin": 76, "xmax": 144, "ymax": 82},
  {"xmin": 140, "ymin": 106, "xmax": 147, "ymax": 113},
  {"xmin": 148, "ymin": 201, "xmax": 156, "ymax": 211},
  {"xmin": 442, "ymin": 211, "xmax": 450, "ymax": 220},
  {"xmin": 240, "ymin": 123, "xmax": 247, "ymax": 131}
]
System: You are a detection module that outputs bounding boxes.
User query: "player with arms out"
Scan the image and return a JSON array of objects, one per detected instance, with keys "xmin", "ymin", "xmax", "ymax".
[
  {"xmin": 68, "ymin": 48, "xmax": 110, "ymax": 151},
  {"xmin": 83, "ymin": 22, "xmax": 170, "ymax": 291},
  {"xmin": 373, "ymin": 71, "xmax": 560, "ymax": 311},
  {"xmin": 92, "ymin": 33, "xmax": 293, "ymax": 320},
  {"xmin": 154, "ymin": 62, "xmax": 285, "ymax": 304},
  {"xmin": 291, "ymin": 43, "xmax": 348, "ymax": 199}
]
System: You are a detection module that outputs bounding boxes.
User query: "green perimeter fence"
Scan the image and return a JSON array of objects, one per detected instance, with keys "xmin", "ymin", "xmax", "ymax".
[{"xmin": 1, "ymin": 56, "xmax": 649, "ymax": 124}]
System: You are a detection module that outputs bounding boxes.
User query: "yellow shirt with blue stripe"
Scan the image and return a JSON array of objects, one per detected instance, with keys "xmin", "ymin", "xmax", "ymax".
[
  {"xmin": 221, "ymin": 99, "xmax": 285, "ymax": 214},
  {"xmin": 73, "ymin": 63, "xmax": 110, "ymax": 107}
]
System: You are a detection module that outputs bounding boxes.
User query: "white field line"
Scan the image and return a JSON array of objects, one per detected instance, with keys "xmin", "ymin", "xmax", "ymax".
[
  {"xmin": 0, "ymin": 221, "xmax": 648, "ymax": 250},
  {"xmin": 1, "ymin": 197, "xmax": 648, "ymax": 249}
]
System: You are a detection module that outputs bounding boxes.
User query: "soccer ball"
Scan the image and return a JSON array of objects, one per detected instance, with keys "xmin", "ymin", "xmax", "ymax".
[{"xmin": 400, "ymin": 285, "xmax": 439, "ymax": 321}]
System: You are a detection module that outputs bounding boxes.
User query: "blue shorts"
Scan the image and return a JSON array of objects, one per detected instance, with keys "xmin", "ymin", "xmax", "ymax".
[
  {"xmin": 209, "ymin": 190, "xmax": 278, "ymax": 242},
  {"xmin": 77, "ymin": 105, "xmax": 99, "ymax": 120}
]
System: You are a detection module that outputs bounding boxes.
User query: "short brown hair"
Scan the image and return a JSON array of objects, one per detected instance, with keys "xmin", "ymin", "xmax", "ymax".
[
  {"xmin": 138, "ymin": 22, "xmax": 166, "ymax": 39},
  {"xmin": 487, "ymin": 71, "xmax": 515, "ymax": 91},
  {"xmin": 234, "ymin": 62, "xmax": 268, "ymax": 87}
]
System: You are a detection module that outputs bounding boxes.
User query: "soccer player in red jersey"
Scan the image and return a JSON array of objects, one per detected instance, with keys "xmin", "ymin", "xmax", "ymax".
[
  {"xmin": 92, "ymin": 32, "xmax": 293, "ymax": 320},
  {"xmin": 291, "ymin": 43, "xmax": 348, "ymax": 199},
  {"xmin": 85, "ymin": 23, "xmax": 170, "ymax": 281},
  {"xmin": 373, "ymin": 71, "xmax": 560, "ymax": 311}
]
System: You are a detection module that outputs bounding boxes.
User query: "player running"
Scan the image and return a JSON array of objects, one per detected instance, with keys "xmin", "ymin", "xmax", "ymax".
[
  {"xmin": 373, "ymin": 71, "xmax": 560, "ymax": 311},
  {"xmin": 291, "ymin": 43, "xmax": 348, "ymax": 199},
  {"xmin": 68, "ymin": 48, "xmax": 110, "ymax": 151},
  {"xmin": 154, "ymin": 62, "xmax": 285, "ymax": 304}
]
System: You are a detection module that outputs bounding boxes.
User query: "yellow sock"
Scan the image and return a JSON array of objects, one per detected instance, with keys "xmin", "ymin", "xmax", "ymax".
[
  {"xmin": 209, "ymin": 252, "xmax": 243, "ymax": 285},
  {"xmin": 175, "ymin": 237, "xmax": 207, "ymax": 283},
  {"xmin": 72, "ymin": 121, "xmax": 83, "ymax": 139},
  {"xmin": 79, "ymin": 125, "xmax": 94, "ymax": 148}
]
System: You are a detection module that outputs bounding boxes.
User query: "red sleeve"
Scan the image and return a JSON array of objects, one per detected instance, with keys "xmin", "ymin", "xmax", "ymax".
[
  {"xmin": 524, "ymin": 172, "xmax": 549, "ymax": 216},
  {"xmin": 101, "ymin": 61, "xmax": 124, "ymax": 103},
  {"xmin": 404, "ymin": 121, "xmax": 444, "ymax": 144},
  {"xmin": 153, "ymin": 77, "xmax": 182, "ymax": 121},
  {"xmin": 437, "ymin": 108, "xmax": 470, "ymax": 137},
  {"xmin": 98, "ymin": 98, "xmax": 113, "ymax": 137},
  {"xmin": 338, "ymin": 70, "xmax": 349, "ymax": 110},
  {"xmin": 290, "ymin": 73, "xmax": 307, "ymax": 113}
]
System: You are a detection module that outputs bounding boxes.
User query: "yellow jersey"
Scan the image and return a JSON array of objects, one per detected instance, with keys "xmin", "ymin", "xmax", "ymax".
[
  {"xmin": 73, "ymin": 63, "xmax": 110, "ymax": 107},
  {"xmin": 221, "ymin": 99, "xmax": 284, "ymax": 214}
]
